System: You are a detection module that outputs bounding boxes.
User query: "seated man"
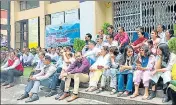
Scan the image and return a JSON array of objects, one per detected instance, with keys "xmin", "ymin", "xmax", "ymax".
[
  {"xmin": 28, "ymin": 52, "xmax": 45, "ymax": 80},
  {"xmin": 17, "ymin": 56, "xmax": 58, "ymax": 103},
  {"xmin": 22, "ymin": 48, "xmax": 34, "ymax": 67},
  {"xmin": 1, "ymin": 51, "xmax": 24, "ymax": 88},
  {"xmin": 31, "ymin": 47, "xmax": 41, "ymax": 67},
  {"xmin": 59, "ymin": 52, "xmax": 90, "ymax": 102}
]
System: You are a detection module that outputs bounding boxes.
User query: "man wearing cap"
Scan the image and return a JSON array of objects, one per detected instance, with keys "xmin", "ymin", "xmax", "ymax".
[{"xmin": 17, "ymin": 55, "xmax": 58, "ymax": 103}]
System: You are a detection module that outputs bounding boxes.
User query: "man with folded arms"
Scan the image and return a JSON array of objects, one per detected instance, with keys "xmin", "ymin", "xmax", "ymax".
[
  {"xmin": 59, "ymin": 52, "xmax": 90, "ymax": 102},
  {"xmin": 17, "ymin": 56, "xmax": 58, "ymax": 103}
]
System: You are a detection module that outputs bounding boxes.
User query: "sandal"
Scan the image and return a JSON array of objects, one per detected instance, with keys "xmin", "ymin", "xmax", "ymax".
[
  {"xmin": 117, "ymin": 92, "xmax": 123, "ymax": 97},
  {"xmin": 88, "ymin": 87, "xmax": 97, "ymax": 92},
  {"xmin": 142, "ymin": 95, "xmax": 149, "ymax": 100},
  {"xmin": 121, "ymin": 91, "xmax": 129, "ymax": 97},
  {"xmin": 130, "ymin": 93, "xmax": 139, "ymax": 98},
  {"xmin": 85, "ymin": 87, "xmax": 91, "ymax": 92},
  {"xmin": 96, "ymin": 88, "xmax": 103, "ymax": 94},
  {"xmin": 110, "ymin": 89, "xmax": 116, "ymax": 95},
  {"xmin": 5, "ymin": 84, "xmax": 14, "ymax": 89}
]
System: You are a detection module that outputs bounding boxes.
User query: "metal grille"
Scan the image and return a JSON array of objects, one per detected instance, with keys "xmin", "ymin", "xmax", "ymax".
[{"xmin": 113, "ymin": 1, "xmax": 176, "ymax": 36}]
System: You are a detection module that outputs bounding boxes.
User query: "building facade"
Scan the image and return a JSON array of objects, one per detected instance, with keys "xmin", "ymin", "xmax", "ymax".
[{"xmin": 10, "ymin": 1, "xmax": 113, "ymax": 49}]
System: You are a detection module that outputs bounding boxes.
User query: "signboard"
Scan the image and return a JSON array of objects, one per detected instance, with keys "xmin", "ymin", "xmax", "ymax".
[
  {"xmin": 51, "ymin": 12, "xmax": 64, "ymax": 25},
  {"xmin": 28, "ymin": 18, "xmax": 38, "ymax": 49},
  {"xmin": 65, "ymin": 9, "xmax": 79, "ymax": 23},
  {"xmin": 45, "ymin": 21, "xmax": 80, "ymax": 48}
]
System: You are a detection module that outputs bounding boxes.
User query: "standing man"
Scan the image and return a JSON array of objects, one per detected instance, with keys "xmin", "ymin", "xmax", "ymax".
[
  {"xmin": 59, "ymin": 52, "xmax": 90, "ymax": 102},
  {"xmin": 17, "ymin": 56, "xmax": 58, "ymax": 103}
]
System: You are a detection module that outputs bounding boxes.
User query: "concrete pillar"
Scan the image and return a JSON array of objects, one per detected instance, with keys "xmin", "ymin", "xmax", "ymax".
[
  {"xmin": 80, "ymin": 1, "xmax": 96, "ymax": 40},
  {"xmin": 10, "ymin": 1, "xmax": 19, "ymax": 49},
  {"xmin": 39, "ymin": 1, "xmax": 49, "ymax": 48}
]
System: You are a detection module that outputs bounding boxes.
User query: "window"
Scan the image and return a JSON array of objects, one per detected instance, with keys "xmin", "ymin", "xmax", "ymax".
[
  {"xmin": 45, "ymin": 14, "xmax": 51, "ymax": 25},
  {"xmin": 20, "ymin": 1, "xmax": 39, "ymax": 11},
  {"xmin": 50, "ymin": 0, "xmax": 60, "ymax": 4}
]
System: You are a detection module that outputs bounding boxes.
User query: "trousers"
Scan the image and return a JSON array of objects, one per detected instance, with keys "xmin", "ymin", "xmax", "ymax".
[
  {"xmin": 65, "ymin": 73, "xmax": 89, "ymax": 94},
  {"xmin": 1, "ymin": 69, "xmax": 23, "ymax": 84},
  {"xmin": 89, "ymin": 70, "xmax": 103, "ymax": 87},
  {"xmin": 25, "ymin": 73, "xmax": 58, "ymax": 94}
]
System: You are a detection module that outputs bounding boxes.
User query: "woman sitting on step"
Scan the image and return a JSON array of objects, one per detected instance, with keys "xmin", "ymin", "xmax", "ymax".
[
  {"xmin": 116, "ymin": 45, "xmax": 137, "ymax": 97},
  {"xmin": 148, "ymin": 43, "xmax": 176, "ymax": 103},
  {"xmin": 85, "ymin": 46, "xmax": 110, "ymax": 92},
  {"xmin": 96, "ymin": 46, "xmax": 123, "ymax": 95},
  {"xmin": 131, "ymin": 45, "xmax": 155, "ymax": 100}
]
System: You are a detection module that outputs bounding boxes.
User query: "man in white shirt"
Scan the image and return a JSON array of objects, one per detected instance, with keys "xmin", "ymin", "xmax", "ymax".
[
  {"xmin": 17, "ymin": 56, "xmax": 58, "ymax": 103},
  {"xmin": 104, "ymin": 34, "xmax": 119, "ymax": 47},
  {"xmin": 22, "ymin": 48, "xmax": 34, "ymax": 67},
  {"xmin": 83, "ymin": 41, "xmax": 101, "ymax": 65},
  {"xmin": 48, "ymin": 48, "xmax": 58, "ymax": 62},
  {"xmin": 95, "ymin": 37, "xmax": 104, "ymax": 49}
]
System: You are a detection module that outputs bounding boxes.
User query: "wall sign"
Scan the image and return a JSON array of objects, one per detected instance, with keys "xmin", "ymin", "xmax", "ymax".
[
  {"xmin": 65, "ymin": 9, "xmax": 79, "ymax": 23},
  {"xmin": 28, "ymin": 18, "xmax": 38, "ymax": 49},
  {"xmin": 51, "ymin": 12, "xmax": 64, "ymax": 25}
]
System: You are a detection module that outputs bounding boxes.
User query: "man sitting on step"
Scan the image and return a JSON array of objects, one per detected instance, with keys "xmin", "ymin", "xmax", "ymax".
[
  {"xmin": 59, "ymin": 52, "xmax": 90, "ymax": 102},
  {"xmin": 1, "ymin": 51, "xmax": 24, "ymax": 89},
  {"xmin": 17, "ymin": 55, "xmax": 58, "ymax": 103}
]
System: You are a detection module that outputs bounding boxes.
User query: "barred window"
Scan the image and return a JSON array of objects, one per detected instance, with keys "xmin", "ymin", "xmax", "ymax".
[{"xmin": 20, "ymin": 1, "xmax": 39, "ymax": 11}]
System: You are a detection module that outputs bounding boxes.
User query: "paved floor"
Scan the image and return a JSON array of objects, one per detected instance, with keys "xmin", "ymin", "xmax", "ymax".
[{"xmin": 1, "ymin": 84, "xmax": 108, "ymax": 104}]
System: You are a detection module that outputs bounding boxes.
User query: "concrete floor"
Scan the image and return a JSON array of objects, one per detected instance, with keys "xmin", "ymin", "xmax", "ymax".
[{"xmin": 1, "ymin": 84, "xmax": 108, "ymax": 104}]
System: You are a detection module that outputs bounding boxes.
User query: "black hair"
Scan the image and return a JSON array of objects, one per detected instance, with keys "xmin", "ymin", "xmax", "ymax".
[
  {"xmin": 109, "ymin": 46, "xmax": 119, "ymax": 56},
  {"xmin": 45, "ymin": 55, "xmax": 52, "ymax": 62},
  {"xmin": 158, "ymin": 24, "xmax": 166, "ymax": 31},
  {"xmin": 102, "ymin": 46, "xmax": 109, "ymax": 53},
  {"xmin": 157, "ymin": 43, "xmax": 170, "ymax": 64},
  {"xmin": 136, "ymin": 26, "xmax": 144, "ymax": 32},
  {"xmin": 106, "ymin": 34, "xmax": 114, "ymax": 40},
  {"xmin": 108, "ymin": 25, "xmax": 114, "ymax": 29},
  {"xmin": 119, "ymin": 26, "xmax": 125, "ymax": 32},
  {"xmin": 89, "ymin": 40, "xmax": 96, "ymax": 46},
  {"xmin": 86, "ymin": 33, "xmax": 92, "ymax": 40},
  {"xmin": 39, "ymin": 52, "xmax": 45, "ymax": 57},
  {"xmin": 138, "ymin": 31, "xmax": 145, "ymax": 36},
  {"xmin": 147, "ymin": 39, "xmax": 153, "ymax": 46},
  {"xmin": 68, "ymin": 52, "xmax": 73, "ymax": 57},
  {"xmin": 121, "ymin": 45, "xmax": 134, "ymax": 65},
  {"xmin": 168, "ymin": 29, "xmax": 174, "ymax": 38},
  {"xmin": 66, "ymin": 46, "xmax": 72, "ymax": 51}
]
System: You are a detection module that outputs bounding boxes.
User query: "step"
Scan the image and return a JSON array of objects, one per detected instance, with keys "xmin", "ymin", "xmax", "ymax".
[{"xmin": 77, "ymin": 89, "xmax": 172, "ymax": 104}]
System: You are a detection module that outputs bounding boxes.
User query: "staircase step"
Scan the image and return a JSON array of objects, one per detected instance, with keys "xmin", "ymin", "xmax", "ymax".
[{"xmin": 78, "ymin": 89, "xmax": 172, "ymax": 104}]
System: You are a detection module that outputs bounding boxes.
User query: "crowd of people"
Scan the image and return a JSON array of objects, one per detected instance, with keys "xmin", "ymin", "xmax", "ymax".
[{"xmin": 1, "ymin": 24, "xmax": 176, "ymax": 104}]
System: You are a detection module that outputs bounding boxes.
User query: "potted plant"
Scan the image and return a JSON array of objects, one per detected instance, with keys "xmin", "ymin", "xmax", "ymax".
[
  {"xmin": 102, "ymin": 22, "xmax": 110, "ymax": 35},
  {"xmin": 73, "ymin": 38, "xmax": 86, "ymax": 52},
  {"xmin": 168, "ymin": 37, "xmax": 176, "ymax": 54}
]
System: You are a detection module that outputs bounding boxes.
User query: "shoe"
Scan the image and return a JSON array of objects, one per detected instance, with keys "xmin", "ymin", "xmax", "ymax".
[
  {"xmin": 162, "ymin": 95, "xmax": 169, "ymax": 103},
  {"xmin": 96, "ymin": 88, "xmax": 103, "ymax": 94},
  {"xmin": 55, "ymin": 92, "xmax": 64, "ymax": 100},
  {"xmin": 5, "ymin": 84, "xmax": 14, "ymax": 89},
  {"xmin": 25, "ymin": 94, "xmax": 39, "ymax": 103},
  {"xmin": 147, "ymin": 91, "xmax": 156, "ymax": 100},
  {"xmin": 117, "ymin": 92, "xmax": 123, "ymax": 97},
  {"xmin": 120, "ymin": 91, "xmax": 129, "ymax": 97},
  {"xmin": 67, "ymin": 94, "xmax": 78, "ymax": 102},
  {"xmin": 59, "ymin": 93, "xmax": 70, "ymax": 100},
  {"xmin": 17, "ymin": 94, "xmax": 29, "ymax": 100},
  {"xmin": 45, "ymin": 90, "xmax": 57, "ymax": 97},
  {"xmin": 2, "ymin": 82, "xmax": 9, "ymax": 86}
]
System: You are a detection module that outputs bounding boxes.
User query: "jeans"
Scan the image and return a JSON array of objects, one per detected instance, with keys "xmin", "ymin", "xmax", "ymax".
[
  {"xmin": 117, "ymin": 70, "xmax": 133, "ymax": 92},
  {"xmin": 25, "ymin": 72, "xmax": 58, "ymax": 94},
  {"xmin": 1, "ymin": 69, "xmax": 23, "ymax": 84}
]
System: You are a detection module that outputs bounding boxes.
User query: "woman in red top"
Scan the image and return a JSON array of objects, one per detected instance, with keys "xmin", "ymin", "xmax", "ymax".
[
  {"xmin": 1, "ymin": 51, "xmax": 24, "ymax": 89},
  {"xmin": 131, "ymin": 31, "xmax": 147, "ymax": 53}
]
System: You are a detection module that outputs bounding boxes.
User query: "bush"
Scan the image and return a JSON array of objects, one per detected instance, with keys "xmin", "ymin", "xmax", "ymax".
[
  {"xmin": 102, "ymin": 22, "xmax": 110, "ymax": 35},
  {"xmin": 168, "ymin": 37, "xmax": 176, "ymax": 54},
  {"xmin": 0, "ymin": 47, "xmax": 8, "ymax": 51},
  {"xmin": 73, "ymin": 38, "xmax": 86, "ymax": 52}
]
